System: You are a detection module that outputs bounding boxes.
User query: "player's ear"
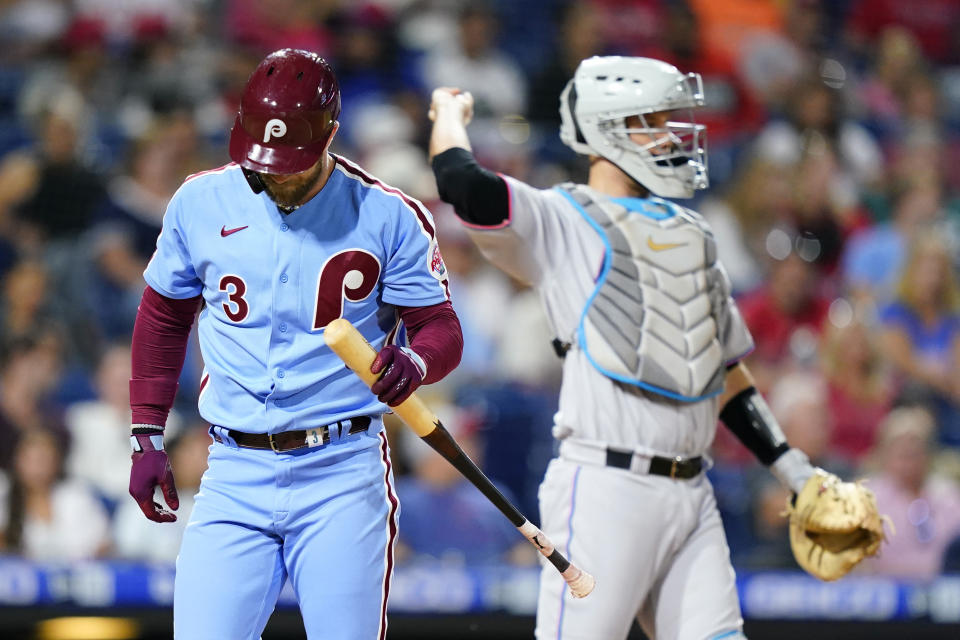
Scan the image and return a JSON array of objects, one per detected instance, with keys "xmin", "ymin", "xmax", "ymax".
[{"xmin": 322, "ymin": 122, "xmax": 340, "ymax": 154}]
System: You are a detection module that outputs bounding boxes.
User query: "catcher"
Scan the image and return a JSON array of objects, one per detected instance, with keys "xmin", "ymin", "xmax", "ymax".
[{"xmin": 428, "ymin": 55, "xmax": 887, "ymax": 639}]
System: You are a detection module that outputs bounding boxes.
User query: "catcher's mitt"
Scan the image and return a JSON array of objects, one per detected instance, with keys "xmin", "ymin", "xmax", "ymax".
[{"xmin": 785, "ymin": 470, "xmax": 889, "ymax": 581}]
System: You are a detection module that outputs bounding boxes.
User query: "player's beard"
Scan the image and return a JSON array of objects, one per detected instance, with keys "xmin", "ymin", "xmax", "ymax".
[{"xmin": 260, "ymin": 161, "xmax": 325, "ymax": 209}]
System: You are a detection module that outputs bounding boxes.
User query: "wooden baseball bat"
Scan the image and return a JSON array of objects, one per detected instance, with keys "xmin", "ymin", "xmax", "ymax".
[{"xmin": 324, "ymin": 318, "xmax": 596, "ymax": 598}]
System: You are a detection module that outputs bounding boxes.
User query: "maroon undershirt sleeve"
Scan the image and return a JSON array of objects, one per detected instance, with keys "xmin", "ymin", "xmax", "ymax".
[
  {"xmin": 398, "ymin": 300, "xmax": 463, "ymax": 384},
  {"xmin": 130, "ymin": 286, "xmax": 202, "ymax": 427}
]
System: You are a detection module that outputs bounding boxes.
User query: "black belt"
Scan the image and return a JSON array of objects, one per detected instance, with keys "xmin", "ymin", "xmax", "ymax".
[
  {"xmin": 219, "ymin": 417, "xmax": 373, "ymax": 453},
  {"xmin": 605, "ymin": 448, "xmax": 703, "ymax": 479}
]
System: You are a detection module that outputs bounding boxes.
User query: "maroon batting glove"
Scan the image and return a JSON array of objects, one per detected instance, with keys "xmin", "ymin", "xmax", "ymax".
[
  {"xmin": 371, "ymin": 345, "xmax": 426, "ymax": 407},
  {"xmin": 129, "ymin": 430, "xmax": 179, "ymax": 523}
]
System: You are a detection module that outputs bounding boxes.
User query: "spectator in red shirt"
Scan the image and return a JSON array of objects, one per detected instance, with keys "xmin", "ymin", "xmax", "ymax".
[
  {"xmin": 819, "ymin": 317, "xmax": 893, "ymax": 463},
  {"xmin": 738, "ymin": 242, "xmax": 832, "ymax": 392},
  {"xmin": 846, "ymin": 0, "xmax": 960, "ymax": 65},
  {"xmin": 224, "ymin": 0, "xmax": 334, "ymax": 58}
]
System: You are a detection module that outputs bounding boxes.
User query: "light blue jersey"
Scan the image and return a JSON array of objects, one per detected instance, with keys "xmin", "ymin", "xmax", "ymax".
[{"xmin": 145, "ymin": 157, "xmax": 449, "ymax": 434}]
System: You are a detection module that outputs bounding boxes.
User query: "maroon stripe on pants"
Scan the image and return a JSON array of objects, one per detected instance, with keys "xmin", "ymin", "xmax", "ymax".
[{"xmin": 377, "ymin": 430, "xmax": 399, "ymax": 640}]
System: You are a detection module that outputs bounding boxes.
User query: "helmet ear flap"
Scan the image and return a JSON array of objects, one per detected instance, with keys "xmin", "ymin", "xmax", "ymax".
[
  {"xmin": 567, "ymin": 84, "xmax": 587, "ymax": 146},
  {"xmin": 242, "ymin": 168, "xmax": 266, "ymax": 194},
  {"xmin": 559, "ymin": 80, "xmax": 593, "ymax": 156}
]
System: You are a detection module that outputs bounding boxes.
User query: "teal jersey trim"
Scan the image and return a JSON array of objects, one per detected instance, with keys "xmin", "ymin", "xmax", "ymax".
[
  {"xmin": 555, "ymin": 187, "xmax": 721, "ymax": 403},
  {"xmin": 609, "ymin": 195, "xmax": 681, "ymax": 220}
]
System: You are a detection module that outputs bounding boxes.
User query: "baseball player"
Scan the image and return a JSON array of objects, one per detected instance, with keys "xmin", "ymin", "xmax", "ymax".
[
  {"xmin": 127, "ymin": 49, "xmax": 463, "ymax": 640},
  {"xmin": 427, "ymin": 57, "xmax": 826, "ymax": 640}
]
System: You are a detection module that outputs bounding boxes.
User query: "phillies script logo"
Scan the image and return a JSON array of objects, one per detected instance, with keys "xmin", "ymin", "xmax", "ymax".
[
  {"xmin": 263, "ymin": 118, "xmax": 287, "ymax": 143},
  {"xmin": 313, "ymin": 249, "xmax": 381, "ymax": 329},
  {"xmin": 430, "ymin": 244, "xmax": 446, "ymax": 277}
]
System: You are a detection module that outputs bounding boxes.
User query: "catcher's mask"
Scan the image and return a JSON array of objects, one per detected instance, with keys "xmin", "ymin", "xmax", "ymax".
[
  {"xmin": 229, "ymin": 48, "xmax": 341, "ymax": 178},
  {"xmin": 559, "ymin": 56, "xmax": 708, "ymax": 199}
]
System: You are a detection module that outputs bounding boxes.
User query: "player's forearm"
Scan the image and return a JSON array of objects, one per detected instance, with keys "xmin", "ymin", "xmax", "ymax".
[
  {"xmin": 398, "ymin": 301, "xmax": 463, "ymax": 384},
  {"xmin": 130, "ymin": 286, "xmax": 202, "ymax": 427},
  {"xmin": 718, "ymin": 362, "xmax": 814, "ymax": 493},
  {"xmin": 428, "ymin": 103, "xmax": 472, "ymax": 161}
]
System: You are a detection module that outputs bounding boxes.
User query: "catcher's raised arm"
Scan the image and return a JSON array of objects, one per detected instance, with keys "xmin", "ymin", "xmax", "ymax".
[{"xmin": 718, "ymin": 362, "xmax": 889, "ymax": 581}]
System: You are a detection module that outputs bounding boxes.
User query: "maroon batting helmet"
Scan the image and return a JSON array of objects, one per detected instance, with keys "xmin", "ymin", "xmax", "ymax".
[{"xmin": 229, "ymin": 49, "xmax": 341, "ymax": 175}]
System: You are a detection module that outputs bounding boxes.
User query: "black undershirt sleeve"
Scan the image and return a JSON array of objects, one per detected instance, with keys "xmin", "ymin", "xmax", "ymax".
[
  {"xmin": 430, "ymin": 147, "xmax": 510, "ymax": 227},
  {"xmin": 719, "ymin": 386, "xmax": 791, "ymax": 466}
]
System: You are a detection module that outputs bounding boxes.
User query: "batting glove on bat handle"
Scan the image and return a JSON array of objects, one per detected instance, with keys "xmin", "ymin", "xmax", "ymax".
[
  {"xmin": 370, "ymin": 345, "xmax": 426, "ymax": 407},
  {"xmin": 129, "ymin": 431, "xmax": 179, "ymax": 523}
]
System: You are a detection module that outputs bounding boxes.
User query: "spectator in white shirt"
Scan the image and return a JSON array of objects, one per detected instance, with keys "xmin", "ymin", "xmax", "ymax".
[
  {"xmin": 0, "ymin": 427, "xmax": 111, "ymax": 560},
  {"xmin": 422, "ymin": 4, "xmax": 526, "ymax": 118}
]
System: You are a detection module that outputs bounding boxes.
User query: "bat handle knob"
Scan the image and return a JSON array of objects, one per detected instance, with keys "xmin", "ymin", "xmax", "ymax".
[{"xmin": 563, "ymin": 567, "xmax": 596, "ymax": 598}]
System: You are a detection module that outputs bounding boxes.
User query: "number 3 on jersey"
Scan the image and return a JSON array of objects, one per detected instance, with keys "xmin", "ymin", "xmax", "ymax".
[
  {"xmin": 218, "ymin": 249, "xmax": 382, "ymax": 329},
  {"xmin": 219, "ymin": 275, "xmax": 249, "ymax": 322}
]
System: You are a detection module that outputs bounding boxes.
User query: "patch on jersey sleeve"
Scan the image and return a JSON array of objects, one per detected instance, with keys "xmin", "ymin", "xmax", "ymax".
[{"xmin": 429, "ymin": 243, "xmax": 447, "ymax": 279}]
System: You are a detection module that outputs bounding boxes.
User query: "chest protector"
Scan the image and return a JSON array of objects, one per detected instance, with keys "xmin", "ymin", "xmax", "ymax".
[{"xmin": 558, "ymin": 184, "xmax": 733, "ymax": 401}]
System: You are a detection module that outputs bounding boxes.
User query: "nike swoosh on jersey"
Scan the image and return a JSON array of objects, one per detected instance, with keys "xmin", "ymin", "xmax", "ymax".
[
  {"xmin": 646, "ymin": 236, "xmax": 687, "ymax": 252},
  {"xmin": 220, "ymin": 225, "xmax": 249, "ymax": 237}
]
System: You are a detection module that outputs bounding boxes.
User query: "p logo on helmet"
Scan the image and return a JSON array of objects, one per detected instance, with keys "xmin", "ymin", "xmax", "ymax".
[{"xmin": 263, "ymin": 119, "xmax": 287, "ymax": 143}]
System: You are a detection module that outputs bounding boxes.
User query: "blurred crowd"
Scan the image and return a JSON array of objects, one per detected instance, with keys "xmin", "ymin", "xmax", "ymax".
[{"xmin": 0, "ymin": 0, "xmax": 959, "ymax": 584}]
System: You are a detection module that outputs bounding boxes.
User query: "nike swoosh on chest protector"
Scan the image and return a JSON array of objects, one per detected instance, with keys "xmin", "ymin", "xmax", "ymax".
[{"xmin": 646, "ymin": 236, "xmax": 687, "ymax": 252}]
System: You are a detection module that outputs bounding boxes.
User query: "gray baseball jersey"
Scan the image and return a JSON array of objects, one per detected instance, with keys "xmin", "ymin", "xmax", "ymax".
[{"xmin": 464, "ymin": 176, "xmax": 753, "ymax": 458}]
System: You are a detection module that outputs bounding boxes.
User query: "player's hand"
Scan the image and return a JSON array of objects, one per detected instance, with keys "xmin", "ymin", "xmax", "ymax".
[
  {"xmin": 429, "ymin": 87, "xmax": 474, "ymax": 125},
  {"xmin": 371, "ymin": 345, "xmax": 426, "ymax": 407},
  {"xmin": 129, "ymin": 431, "xmax": 179, "ymax": 523}
]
